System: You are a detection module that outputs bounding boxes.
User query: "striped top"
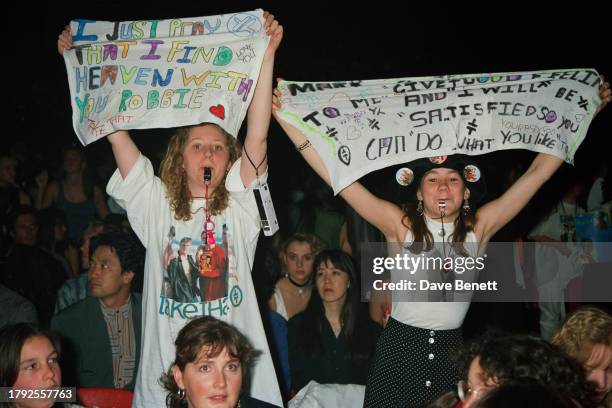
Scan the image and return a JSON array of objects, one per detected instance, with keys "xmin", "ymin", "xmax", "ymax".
[{"xmin": 99, "ymin": 297, "xmax": 136, "ymax": 389}]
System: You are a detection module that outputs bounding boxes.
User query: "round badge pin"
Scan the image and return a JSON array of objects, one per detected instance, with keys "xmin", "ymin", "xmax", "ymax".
[
  {"xmin": 396, "ymin": 168, "xmax": 414, "ymax": 186},
  {"xmin": 429, "ymin": 156, "xmax": 447, "ymax": 164},
  {"xmin": 463, "ymin": 165, "xmax": 481, "ymax": 182}
]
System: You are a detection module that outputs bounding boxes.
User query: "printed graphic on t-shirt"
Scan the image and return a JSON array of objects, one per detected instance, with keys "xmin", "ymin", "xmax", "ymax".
[{"xmin": 159, "ymin": 221, "xmax": 243, "ymax": 319}]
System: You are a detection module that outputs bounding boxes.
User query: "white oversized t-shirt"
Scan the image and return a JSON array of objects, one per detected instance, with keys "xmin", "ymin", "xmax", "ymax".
[{"xmin": 107, "ymin": 153, "xmax": 282, "ymax": 407}]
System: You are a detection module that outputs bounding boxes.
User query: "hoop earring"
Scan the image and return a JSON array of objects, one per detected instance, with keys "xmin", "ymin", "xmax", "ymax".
[
  {"xmin": 416, "ymin": 200, "xmax": 424, "ymax": 216},
  {"xmin": 462, "ymin": 199, "xmax": 471, "ymax": 215},
  {"xmin": 178, "ymin": 389, "xmax": 185, "ymax": 400}
]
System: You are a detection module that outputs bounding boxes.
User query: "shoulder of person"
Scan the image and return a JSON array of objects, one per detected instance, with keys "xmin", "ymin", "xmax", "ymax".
[{"xmin": 53, "ymin": 296, "xmax": 97, "ymax": 323}]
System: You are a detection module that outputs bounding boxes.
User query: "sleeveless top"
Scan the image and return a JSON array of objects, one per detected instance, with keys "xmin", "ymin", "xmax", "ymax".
[
  {"xmin": 56, "ymin": 182, "xmax": 97, "ymax": 244},
  {"xmin": 390, "ymin": 216, "xmax": 479, "ymax": 330}
]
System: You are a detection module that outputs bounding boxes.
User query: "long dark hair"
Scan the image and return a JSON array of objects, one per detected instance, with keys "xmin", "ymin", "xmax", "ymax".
[
  {"xmin": 160, "ymin": 317, "xmax": 254, "ymax": 408},
  {"xmin": 0, "ymin": 323, "xmax": 61, "ymax": 392},
  {"xmin": 457, "ymin": 334, "xmax": 597, "ymax": 408},
  {"xmin": 401, "ymin": 187, "xmax": 476, "ymax": 257},
  {"xmin": 296, "ymin": 250, "xmax": 372, "ymax": 361}
]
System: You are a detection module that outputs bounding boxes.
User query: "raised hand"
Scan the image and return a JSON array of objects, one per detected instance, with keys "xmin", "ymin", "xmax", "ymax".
[
  {"xmin": 272, "ymin": 85, "xmax": 283, "ymax": 113},
  {"xmin": 262, "ymin": 11, "xmax": 283, "ymax": 58},
  {"xmin": 57, "ymin": 25, "xmax": 72, "ymax": 55}
]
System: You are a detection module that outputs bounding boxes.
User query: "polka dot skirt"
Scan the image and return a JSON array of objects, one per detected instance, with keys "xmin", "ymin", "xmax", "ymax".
[{"xmin": 363, "ymin": 318, "xmax": 462, "ymax": 407}]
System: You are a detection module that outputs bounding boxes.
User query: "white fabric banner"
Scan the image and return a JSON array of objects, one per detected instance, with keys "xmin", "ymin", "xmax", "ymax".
[
  {"xmin": 277, "ymin": 69, "xmax": 602, "ymax": 193},
  {"xmin": 63, "ymin": 9, "xmax": 269, "ymax": 145}
]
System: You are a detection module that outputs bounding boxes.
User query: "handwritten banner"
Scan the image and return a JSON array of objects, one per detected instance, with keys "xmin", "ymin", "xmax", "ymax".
[
  {"xmin": 277, "ymin": 69, "xmax": 602, "ymax": 193},
  {"xmin": 63, "ymin": 9, "xmax": 269, "ymax": 145}
]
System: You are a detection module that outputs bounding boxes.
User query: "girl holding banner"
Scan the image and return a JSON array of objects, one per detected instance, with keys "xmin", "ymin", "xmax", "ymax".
[
  {"xmin": 59, "ymin": 11, "xmax": 284, "ymax": 408},
  {"xmin": 272, "ymin": 81, "xmax": 610, "ymax": 406}
]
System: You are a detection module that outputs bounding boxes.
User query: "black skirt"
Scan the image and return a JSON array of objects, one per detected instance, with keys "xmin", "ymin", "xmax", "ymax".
[{"xmin": 363, "ymin": 317, "xmax": 462, "ymax": 408}]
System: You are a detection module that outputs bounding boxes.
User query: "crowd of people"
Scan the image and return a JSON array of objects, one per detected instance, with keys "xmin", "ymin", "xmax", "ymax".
[{"xmin": 1, "ymin": 8, "xmax": 611, "ymax": 408}]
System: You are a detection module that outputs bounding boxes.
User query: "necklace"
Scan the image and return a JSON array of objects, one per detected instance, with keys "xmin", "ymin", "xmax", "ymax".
[{"xmin": 286, "ymin": 275, "xmax": 310, "ymax": 295}]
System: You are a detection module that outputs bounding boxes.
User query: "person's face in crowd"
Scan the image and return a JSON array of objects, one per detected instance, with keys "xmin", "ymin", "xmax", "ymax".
[
  {"xmin": 315, "ymin": 259, "xmax": 350, "ymax": 305},
  {"xmin": 80, "ymin": 224, "xmax": 104, "ymax": 269},
  {"xmin": 417, "ymin": 168, "xmax": 469, "ymax": 220},
  {"xmin": 182, "ymin": 125, "xmax": 231, "ymax": 198},
  {"xmin": 88, "ymin": 245, "xmax": 133, "ymax": 303},
  {"xmin": 0, "ymin": 156, "xmax": 17, "ymax": 186},
  {"xmin": 12, "ymin": 336, "xmax": 61, "ymax": 408},
  {"xmin": 179, "ymin": 241, "xmax": 192, "ymax": 256},
  {"xmin": 62, "ymin": 149, "xmax": 84, "ymax": 175},
  {"xmin": 584, "ymin": 343, "xmax": 612, "ymax": 402},
  {"xmin": 460, "ymin": 356, "xmax": 496, "ymax": 408},
  {"xmin": 283, "ymin": 241, "xmax": 314, "ymax": 285},
  {"xmin": 172, "ymin": 346, "xmax": 242, "ymax": 408},
  {"xmin": 13, "ymin": 213, "xmax": 38, "ymax": 246}
]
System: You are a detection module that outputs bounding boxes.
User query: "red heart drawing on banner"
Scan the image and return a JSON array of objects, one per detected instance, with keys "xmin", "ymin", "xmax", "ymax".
[{"xmin": 209, "ymin": 104, "xmax": 225, "ymax": 120}]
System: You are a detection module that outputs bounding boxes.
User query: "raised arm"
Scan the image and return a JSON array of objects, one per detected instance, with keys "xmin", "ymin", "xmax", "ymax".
[
  {"xmin": 58, "ymin": 26, "xmax": 140, "ymax": 179},
  {"xmin": 272, "ymin": 90, "xmax": 405, "ymax": 241},
  {"xmin": 106, "ymin": 131, "xmax": 140, "ymax": 178},
  {"xmin": 476, "ymin": 80, "xmax": 611, "ymax": 244},
  {"xmin": 240, "ymin": 11, "xmax": 283, "ymax": 186}
]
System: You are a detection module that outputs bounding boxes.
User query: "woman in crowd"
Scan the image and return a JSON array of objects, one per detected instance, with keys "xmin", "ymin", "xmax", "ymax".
[
  {"xmin": 273, "ymin": 78, "xmax": 611, "ymax": 406},
  {"xmin": 39, "ymin": 146, "xmax": 108, "ymax": 246},
  {"xmin": 288, "ymin": 249, "xmax": 381, "ymax": 393},
  {"xmin": 268, "ymin": 233, "xmax": 322, "ymax": 320},
  {"xmin": 266, "ymin": 233, "xmax": 322, "ymax": 397},
  {"xmin": 161, "ymin": 316, "xmax": 253, "ymax": 408},
  {"xmin": 58, "ymin": 11, "xmax": 284, "ymax": 408}
]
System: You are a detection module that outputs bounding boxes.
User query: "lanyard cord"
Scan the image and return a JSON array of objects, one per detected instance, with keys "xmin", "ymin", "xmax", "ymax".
[
  {"xmin": 438, "ymin": 202, "xmax": 451, "ymax": 271},
  {"xmin": 243, "ymin": 147, "xmax": 267, "ymax": 185},
  {"xmin": 202, "ymin": 181, "xmax": 216, "ymax": 246}
]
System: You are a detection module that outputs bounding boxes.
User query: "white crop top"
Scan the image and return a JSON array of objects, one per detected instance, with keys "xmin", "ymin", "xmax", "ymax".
[{"xmin": 390, "ymin": 216, "xmax": 480, "ymax": 330}]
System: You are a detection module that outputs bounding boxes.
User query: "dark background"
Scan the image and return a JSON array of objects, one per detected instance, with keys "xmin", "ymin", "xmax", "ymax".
[{"xmin": 10, "ymin": 2, "xmax": 612, "ymax": 214}]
